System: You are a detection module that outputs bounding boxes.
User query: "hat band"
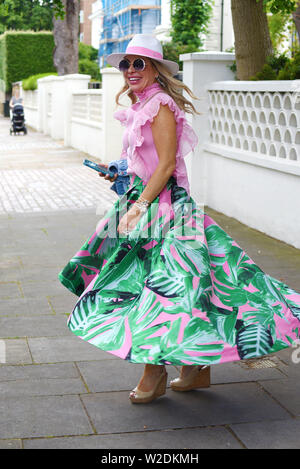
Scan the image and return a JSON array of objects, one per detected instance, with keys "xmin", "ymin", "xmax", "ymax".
[{"xmin": 125, "ymin": 46, "xmax": 163, "ymax": 60}]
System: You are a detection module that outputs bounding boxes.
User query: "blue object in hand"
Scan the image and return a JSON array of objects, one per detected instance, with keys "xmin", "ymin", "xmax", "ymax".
[
  {"xmin": 83, "ymin": 159, "xmax": 115, "ymax": 178},
  {"xmin": 108, "ymin": 159, "xmax": 130, "ymax": 197}
]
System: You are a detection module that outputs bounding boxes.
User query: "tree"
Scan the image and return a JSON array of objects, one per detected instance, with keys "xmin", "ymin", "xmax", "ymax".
[
  {"xmin": 0, "ymin": 0, "xmax": 80, "ymax": 76},
  {"xmin": 170, "ymin": 0, "xmax": 213, "ymax": 51},
  {"xmin": 231, "ymin": 0, "xmax": 298, "ymax": 80},
  {"xmin": 0, "ymin": 0, "xmax": 54, "ymax": 33},
  {"xmin": 53, "ymin": 0, "xmax": 79, "ymax": 75}
]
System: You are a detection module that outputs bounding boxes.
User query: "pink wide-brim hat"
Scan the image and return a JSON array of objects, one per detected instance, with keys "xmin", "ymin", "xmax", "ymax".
[{"xmin": 106, "ymin": 34, "xmax": 179, "ymax": 76}]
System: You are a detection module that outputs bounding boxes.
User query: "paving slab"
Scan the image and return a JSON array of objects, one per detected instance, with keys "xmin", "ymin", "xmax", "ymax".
[
  {"xmin": 28, "ymin": 336, "xmax": 119, "ymax": 363},
  {"xmin": 20, "ymin": 280, "xmax": 64, "ymax": 298},
  {"xmin": 2, "ymin": 339, "xmax": 32, "ymax": 365},
  {"xmin": 0, "ymin": 315, "xmax": 69, "ymax": 338},
  {"xmin": 0, "ymin": 377, "xmax": 87, "ymax": 397},
  {"xmin": 0, "ymin": 395, "xmax": 93, "ymax": 439},
  {"xmin": 0, "ymin": 363, "xmax": 78, "ymax": 381},
  {"xmin": 81, "ymin": 383, "xmax": 290, "ymax": 434},
  {"xmin": 258, "ymin": 378, "xmax": 300, "ymax": 416},
  {"xmin": 47, "ymin": 293, "xmax": 78, "ymax": 315},
  {"xmin": 0, "ymin": 266, "xmax": 23, "ymax": 283},
  {"xmin": 0, "ymin": 294, "xmax": 55, "ymax": 318},
  {"xmin": 0, "ymin": 298, "xmax": 32, "ymax": 317},
  {"xmin": 212, "ymin": 361, "xmax": 286, "ymax": 383},
  {"xmin": 0, "ymin": 439, "xmax": 22, "ymax": 449},
  {"xmin": 23, "ymin": 426, "xmax": 243, "ymax": 449},
  {"xmin": 231, "ymin": 418, "xmax": 300, "ymax": 449},
  {"xmin": 0, "ymin": 281, "xmax": 22, "ymax": 300},
  {"xmin": 275, "ymin": 350, "xmax": 300, "ymax": 378}
]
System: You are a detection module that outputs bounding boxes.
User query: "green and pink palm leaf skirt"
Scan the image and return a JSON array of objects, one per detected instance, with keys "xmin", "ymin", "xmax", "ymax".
[{"xmin": 58, "ymin": 175, "xmax": 300, "ymax": 365}]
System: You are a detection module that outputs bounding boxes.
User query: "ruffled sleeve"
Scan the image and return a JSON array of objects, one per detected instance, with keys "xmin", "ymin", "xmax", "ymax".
[
  {"xmin": 132, "ymin": 92, "xmax": 198, "ymax": 160},
  {"xmin": 113, "ymin": 108, "xmax": 129, "ymax": 126}
]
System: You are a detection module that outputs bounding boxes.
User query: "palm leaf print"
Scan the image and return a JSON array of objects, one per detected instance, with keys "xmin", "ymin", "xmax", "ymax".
[
  {"xmin": 145, "ymin": 268, "xmax": 186, "ymax": 297},
  {"xmin": 69, "ymin": 289, "xmax": 138, "ymax": 334},
  {"xmin": 60, "ymin": 174, "xmax": 300, "ymax": 366},
  {"xmin": 236, "ymin": 324, "xmax": 273, "ymax": 359},
  {"xmin": 158, "ymin": 319, "xmax": 224, "ymax": 365},
  {"xmin": 84, "ymin": 315, "xmax": 127, "ymax": 350},
  {"xmin": 92, "ymin": 240, "xmax": 144, "ymax": 292},
  {"xmin": 269, "ymin": 338, "xmax": 295, "ymax": 354},
  {"xmin": 206, "ymin": 306, "xmax": 238, "ymax": 346},
  {"xmin": 131, "ymin": 289, "xmax": 164, "ymax": 331},
  {"xmin": 289, "ymin": 306, "xmax": 300, "ymax": 321},
  {"xmin": 242, "ymin": 305, "xmax": 279, "ymax": 342},
  {"xmin": 68, "ymin": 291, "xmax": 102, "ymax": 334},
  {"xmin": 162, "ymin": 236, "xmax": 210, "ymax": 277},
  {"xmin": 59, "ymin": 264, "xmax": 85, "ymax": 296},
  {"xmin": 205, "ymin": 224, "xmax": 235, "ymax": 261}
]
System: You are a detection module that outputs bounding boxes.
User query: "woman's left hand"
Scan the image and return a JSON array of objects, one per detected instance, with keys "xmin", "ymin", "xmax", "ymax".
[{"xmin": 117, "ymin": 205, "xmax": 143, "ymax": 235}]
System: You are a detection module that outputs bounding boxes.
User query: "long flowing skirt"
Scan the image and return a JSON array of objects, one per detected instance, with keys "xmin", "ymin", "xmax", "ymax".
[{"xmin": 58, "ymin": 174, "xmax": 300, "ymax": 366}]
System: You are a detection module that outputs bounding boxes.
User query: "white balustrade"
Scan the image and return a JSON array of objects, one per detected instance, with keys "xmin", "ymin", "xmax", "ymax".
[
  {"xmin": 23, "ymin": 90, "xmax": 38, "ymax": 109},
  {"xmin": 72, "ymin": 90, "xmax": 102, "ymax": 125},
  {"xmin": 181, "ymin": 51, "xmax": 300, "ymax": 249},
  {"xmin": 206, "ymin": 82, "xmax": 300, "ymax": 172}
]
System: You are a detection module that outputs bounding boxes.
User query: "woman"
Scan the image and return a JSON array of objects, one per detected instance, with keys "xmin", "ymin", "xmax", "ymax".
[
  {"xmin": 9, "ymin": 85, "xmax": 23, "ymax": 119},
  {"xmin": 58, "ymin": 34, "xmax": 300, "ymax": 404}
]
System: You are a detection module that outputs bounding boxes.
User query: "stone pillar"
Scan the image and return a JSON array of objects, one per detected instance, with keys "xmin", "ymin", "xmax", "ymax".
[
  {"xmin": 37, "ymin": 75, "xmax": 53, "ymax": 135},
  {"xmin": 62, "ymin": 74, "xmax": 91, "ymax": 146},
  {"xmin": 180, "ymin": 51, "xmax": 235, "ymax": 205},
  {"xmin": 37, "ymin": 74, "xmax": 90, "ymax": 142},
  {"xmin": 100, "ymin": 68, "xmax": 131, "ymax": 163}
]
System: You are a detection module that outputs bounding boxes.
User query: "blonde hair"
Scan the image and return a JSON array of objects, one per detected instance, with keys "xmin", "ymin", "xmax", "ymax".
[{"xmin": 115, "ymin": 59, "xmax": 199, "ymax": 115}]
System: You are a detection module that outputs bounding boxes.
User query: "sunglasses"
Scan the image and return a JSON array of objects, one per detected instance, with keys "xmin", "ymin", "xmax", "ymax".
[{"xmin": 118, "ymin": 58, "xmax": 146, "ymax": 72}]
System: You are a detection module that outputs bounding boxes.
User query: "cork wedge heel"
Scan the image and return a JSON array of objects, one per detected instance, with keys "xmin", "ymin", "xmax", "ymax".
[{"xmin": 170, "ymin": 366, "xmax": 210, "ymax": 392}]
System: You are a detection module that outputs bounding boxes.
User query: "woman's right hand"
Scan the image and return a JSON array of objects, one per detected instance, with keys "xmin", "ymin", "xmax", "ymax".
[{"xmin": 98, "ymin": 164, "xmax": 118, "ymax": 183}]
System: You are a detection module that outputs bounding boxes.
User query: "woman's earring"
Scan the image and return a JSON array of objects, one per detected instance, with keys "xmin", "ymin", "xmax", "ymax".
[{"xmin": 156, "ymin": 75, "xmax": 164, "ymax": 86}]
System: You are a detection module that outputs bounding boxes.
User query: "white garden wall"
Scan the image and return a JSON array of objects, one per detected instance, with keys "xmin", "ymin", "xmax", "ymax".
[{"xmin": 181, "ymin": 51, "xmax": 300, "ymax": 249}]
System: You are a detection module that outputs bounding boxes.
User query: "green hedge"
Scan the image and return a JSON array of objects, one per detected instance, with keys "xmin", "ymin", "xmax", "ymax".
[
  {"xmin": 22, "ymin": 72, "xmax": 58, "ymax": 90},
  {"xmin": 0, "ymin": 31, "xmax": 56, "ymax": 92}
]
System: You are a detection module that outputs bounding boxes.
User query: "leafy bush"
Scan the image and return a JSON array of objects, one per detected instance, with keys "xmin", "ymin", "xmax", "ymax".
[
  {"xmin": 78, "ymin": 42, "xmax": 101, "ymax": 81},
  {"xmin": 277, "ymin": 51, "xmax": 300, "ymax": 79},
  {"xmin": 78, "ymin": 58, "xmax": 101, "ymax": 81},
  {"xmin": 170, "ymin": 0, "xmax": 213, "ymax": 51},
  {"xmin": 250, "ymin": 51, "xmax": 300, "ymax": 80},
  {"xmin": 162, "ymin": 42, "xmax": 196, "ymax": 70},
  {"xmin": 22, "ymin": 72, "xmax": 57, "ymax": 90},
  {"xmin": 250, "ymin": 64, "xmax": 278, "ymax": 80},
  {"xmin": 79, "ymin": 42, "xmax": 98, "ymax": 62}
]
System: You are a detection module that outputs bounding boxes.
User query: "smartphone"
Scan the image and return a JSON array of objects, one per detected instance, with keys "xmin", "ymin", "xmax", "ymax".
[{"xmin": 83, "ymin": 159, "xmax": 115, "ymax": 178}]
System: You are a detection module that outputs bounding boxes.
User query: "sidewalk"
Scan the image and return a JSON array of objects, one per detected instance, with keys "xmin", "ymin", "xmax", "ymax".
[{"xmin": 0, "ymin": 116, "xmax": 300, "ymax": 449}]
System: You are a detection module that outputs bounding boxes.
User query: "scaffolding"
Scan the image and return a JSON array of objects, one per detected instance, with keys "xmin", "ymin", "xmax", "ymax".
[{"xmin": 99, "ymin": 0, "xmax": 161, "ymax": 66}]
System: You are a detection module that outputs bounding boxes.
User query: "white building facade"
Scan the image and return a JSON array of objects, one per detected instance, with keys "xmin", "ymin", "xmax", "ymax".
[
  {"xmin": 89, "ymin": 0, "xmax": 104, "ymax": 50},
  {"xmin": 154, "ymin": 0, "xmax": 234, "ymax": 52}
]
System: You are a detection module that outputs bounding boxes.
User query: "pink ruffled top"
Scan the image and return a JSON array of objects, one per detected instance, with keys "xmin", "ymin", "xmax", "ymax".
[{"xmin": 113, "ymin": 82, "xmax": 198, "ymax": 195}]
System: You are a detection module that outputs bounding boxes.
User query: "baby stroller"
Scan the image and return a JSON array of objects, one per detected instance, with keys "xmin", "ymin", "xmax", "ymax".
[{"xmin": 10, "ymin": 103, "xmax": 27, "ymax": 135}]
